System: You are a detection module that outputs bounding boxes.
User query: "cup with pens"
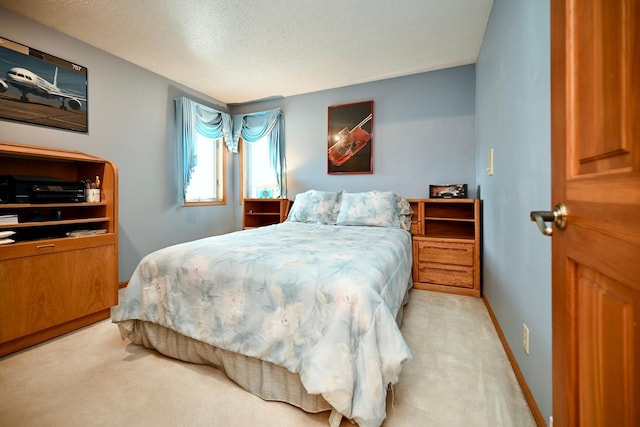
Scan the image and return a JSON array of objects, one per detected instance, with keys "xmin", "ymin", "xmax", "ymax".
[{"xmin": 84, "ymin": 176, "xmax": 101, "ymax": 203}]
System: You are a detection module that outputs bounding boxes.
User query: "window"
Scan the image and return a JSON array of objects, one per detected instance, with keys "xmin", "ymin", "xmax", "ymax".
[
  {"xmin": 175, "ymin": 96, "xmax": 231, "ymax": 206},
  {"xmin": 184, "ymin": 133, "xmax": 225, "ymax": 204},
  {"xmin": 233, "ymin": 108, "xmax": 286, "ymax": 201},
  {"xmin": 241, "ymin": 136, "xmax": 280, "ymax": 199}
]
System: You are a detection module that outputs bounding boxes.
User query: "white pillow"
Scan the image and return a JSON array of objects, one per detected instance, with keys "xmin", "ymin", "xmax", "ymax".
[
  {"xmin": 287, "ymin": 190, "xmax": 343, "ymax": 224},
  {"xmin": 336, "ymin": 191, "xmax": 401, "ymax": 228}
]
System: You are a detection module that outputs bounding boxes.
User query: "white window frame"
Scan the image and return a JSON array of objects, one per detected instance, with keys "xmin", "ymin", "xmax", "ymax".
[{"xmin": 184, "ymin": 134, "xmax": 226, "ymax": 206}]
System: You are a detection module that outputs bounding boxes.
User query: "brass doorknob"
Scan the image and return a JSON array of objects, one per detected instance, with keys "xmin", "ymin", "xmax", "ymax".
[{"xmin": 530, "ymin": 203, "xmax": 567, "ymax": 236}]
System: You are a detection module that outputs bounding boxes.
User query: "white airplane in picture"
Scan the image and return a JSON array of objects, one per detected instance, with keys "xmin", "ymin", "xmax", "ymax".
[{"xmin": 0, "ymin": 66, "xmax": 85, "ymax": 110}]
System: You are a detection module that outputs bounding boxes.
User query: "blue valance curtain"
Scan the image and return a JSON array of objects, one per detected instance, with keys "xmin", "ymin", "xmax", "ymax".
[
  {"xmin": 175, "ymin": 96, "xmax": 232, "ymax": 203},
  {"xmin": 232, "ymin": 108, "xmax": 286, "ymax": 198}
]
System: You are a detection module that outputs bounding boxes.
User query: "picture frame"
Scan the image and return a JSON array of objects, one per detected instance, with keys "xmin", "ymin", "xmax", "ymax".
[
  {"xmin": 327, "ymin": 100, "xmax": 373, "ymax": 174},
  {"xmin": 0, "ymin": 37, "xmax": 88, "ymax": 133},
  {"xmin": 429, "ymin": 184, "xmax": 468, "ymax": 199}
]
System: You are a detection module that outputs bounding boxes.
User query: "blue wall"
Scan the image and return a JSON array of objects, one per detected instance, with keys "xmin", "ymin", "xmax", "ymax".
[
  {"xmin": 476, "ymin": 0, "xmax": 551, "ymax": 422},
  {"xmin": 0, "ymin": 9, "xmax": 236, "ymax": 281},
  {"xmin": 0, "ymin": 8, "xmax": 477, "ymax": 282},
  {"xmin": 1, "ymin": 6, "xmax": 552, "ymax": 421},
  {"xmin": 231, "ymin": 65, "xmax": 477, "ymax": 227}
]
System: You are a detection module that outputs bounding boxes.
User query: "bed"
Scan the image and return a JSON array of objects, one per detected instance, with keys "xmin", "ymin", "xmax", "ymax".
[{"xmin": 111, "ymin": 190, "xmax": 414, "ymax": 427}]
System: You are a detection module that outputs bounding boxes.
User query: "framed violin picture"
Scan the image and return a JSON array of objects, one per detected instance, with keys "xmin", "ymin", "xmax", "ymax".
[{"xmin": 327, "ymin": 100, "xmax": 373, "ymax": 174}]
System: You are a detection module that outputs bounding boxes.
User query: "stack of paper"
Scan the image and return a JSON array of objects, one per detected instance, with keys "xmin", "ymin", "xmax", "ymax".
[
  {"xmin": 66, "ymin": 229, "xmax": 107, "ymax": 237},
  {"xmin": 0, "ymin": 214, "xmax": 18, "ymax": 225},
  {"xmin": 0, "ymin": 230, "xmax": 15, "ymax": 245}
]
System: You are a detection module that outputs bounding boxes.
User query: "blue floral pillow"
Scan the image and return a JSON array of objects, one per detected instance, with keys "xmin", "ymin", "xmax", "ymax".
[
  {"xmin": 287, "ymin": 190, "xmax": 343, "ymax": 224},
  {"xmin": 396, "ymin": 197, "xmax": 413, "ymax": 231},
  {"xmin": 336, "ymin": 191, "xmax": 401, "ymax": 228}
]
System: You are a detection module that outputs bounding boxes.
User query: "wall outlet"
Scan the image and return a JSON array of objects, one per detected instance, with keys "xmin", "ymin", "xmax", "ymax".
[{"xmin": 523, "ymin": 323, "xmax": 530, "ymax": 354}]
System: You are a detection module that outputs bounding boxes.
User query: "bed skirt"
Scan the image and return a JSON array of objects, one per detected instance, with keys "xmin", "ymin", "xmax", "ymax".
[
  {"xmin": 118, "ymin": 319, "xmax": 334, "ymax": 412},
  {"xmin": 116, "ymin": 280, "xmax": 412, "ymax": 423}
]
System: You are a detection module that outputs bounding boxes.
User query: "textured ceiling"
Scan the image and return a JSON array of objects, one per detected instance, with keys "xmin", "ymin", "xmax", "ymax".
[{"xmin": 0, "ymin": 0, "xmax": 493, "ymax": 104}]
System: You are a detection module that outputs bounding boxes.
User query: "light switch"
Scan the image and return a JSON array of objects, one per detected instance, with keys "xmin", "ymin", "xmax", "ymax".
[{"xmin": 487, "ymin": 148, "xmax": 494, "ymax": 176}]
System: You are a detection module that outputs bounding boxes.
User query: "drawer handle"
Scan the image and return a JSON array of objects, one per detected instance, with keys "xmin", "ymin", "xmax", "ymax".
[
  {"xmin": 421, "ymin": 265, "xmax": 469, "ymax": 273},
  {"xmin": 37, "ymin": 244, "xmax": 56, "ymax": 250},
  {"xmin": 426, "ymin": 246, "xmax": 469, "ymax": 252}
]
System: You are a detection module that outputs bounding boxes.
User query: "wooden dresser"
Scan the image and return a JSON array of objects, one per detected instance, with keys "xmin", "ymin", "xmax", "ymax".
[
  {"xmin": 0, "ymin": 142, "xmax": 118, "ymax": 356},
  {"xmin": 408, "ymin": 198, "xmax": 481, "ymax": 297},
  {"xmin": 242, "ymin": 198, "xmax": 291, "ymax": 230}
]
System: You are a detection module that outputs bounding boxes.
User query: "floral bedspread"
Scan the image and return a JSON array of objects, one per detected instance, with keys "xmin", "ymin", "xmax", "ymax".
[{"xmin": 111, "ymin": 222, "xmax": 413, "ymax": 427}]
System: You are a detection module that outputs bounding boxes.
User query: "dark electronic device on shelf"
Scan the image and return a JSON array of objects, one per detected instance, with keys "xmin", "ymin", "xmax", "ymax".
[{"xmin": 0, "ymin": 175, "xmax": 86, "ymax": 203}]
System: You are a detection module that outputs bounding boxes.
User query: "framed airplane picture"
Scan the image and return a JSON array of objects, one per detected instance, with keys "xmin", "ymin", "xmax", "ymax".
[
  {"xmin": 327, "ymin": 100, "xmax": 373, "ymax": 174},
  {"xmin": 0, "ymin": 37, "xmax": 88, "ymax": 133}
]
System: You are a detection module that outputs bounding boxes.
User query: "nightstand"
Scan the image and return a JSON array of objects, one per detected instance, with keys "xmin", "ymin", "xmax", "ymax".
[
  {"xmin": 408, "ymin": 198, "xmax": 481, "ymax": 297},
  {"xmin": 242, "ymin": 198, "xmax": 291, "ymax": 230}
]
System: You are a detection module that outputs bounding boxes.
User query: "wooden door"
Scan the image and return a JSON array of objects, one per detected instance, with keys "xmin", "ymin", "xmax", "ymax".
[{"xmin": 551, "ymin": 0, "xmax": 639, "ymax": 425}]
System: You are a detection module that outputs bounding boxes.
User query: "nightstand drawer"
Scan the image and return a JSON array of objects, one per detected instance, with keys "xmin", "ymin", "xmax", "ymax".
[
  {"xmin": 416, "ymin": 240, "xmax": 474, "ymax": 266},
  {"xmin": 417, "ymin": 263, "xmax": 474, "ymax": 288}
]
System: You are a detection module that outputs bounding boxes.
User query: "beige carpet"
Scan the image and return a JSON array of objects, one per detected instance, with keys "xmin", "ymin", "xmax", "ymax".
[{"xmin": 0, "ymin": 290, "xmax": 536, "ymax": 427}]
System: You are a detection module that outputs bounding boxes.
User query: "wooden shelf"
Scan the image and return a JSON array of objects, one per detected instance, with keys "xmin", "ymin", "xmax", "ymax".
[
  {"xmin": 408, "ymin": 198, "xmax": 481, "ymax": 297},
  {"xmin": 426, "ymin": 216, "xmax": 476, "ymax": 222},
  {"xmin": 0, "ymin": 217, "xmax": 110, "ymax": 230},
  {"xmin": 0, "ymin": 141, "xmax": 119, "ymax": 357},
  {"xmin": 242, "ymin": 198, "xmax": 291, "ymax": 230},
  {"xmin": 0, "ymin": 202, "xmax": 107, "ymax": 208}
]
